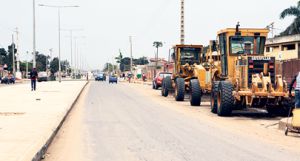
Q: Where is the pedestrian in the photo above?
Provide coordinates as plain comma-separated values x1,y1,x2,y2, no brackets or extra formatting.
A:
29,68,38,91
142,73,146,82
289,72,300,108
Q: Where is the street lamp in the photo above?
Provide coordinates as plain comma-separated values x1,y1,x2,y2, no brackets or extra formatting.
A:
153,41,163,77
73,36,85,78
39,4,79,83
33,0,36,68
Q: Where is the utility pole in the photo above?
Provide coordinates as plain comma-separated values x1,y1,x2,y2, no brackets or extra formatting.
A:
129,36,133,73
39,4,79,82
180,0,185,44
15,28,20,73
33,0,36,68
26,51,29,78
58,8,62,82
12,35,15,75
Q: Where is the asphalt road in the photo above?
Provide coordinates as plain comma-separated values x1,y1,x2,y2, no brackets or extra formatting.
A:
45,81,300,161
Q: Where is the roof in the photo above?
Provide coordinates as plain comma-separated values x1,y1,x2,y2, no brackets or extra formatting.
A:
266,34,300,45
173,44,203,48
217,28,269,35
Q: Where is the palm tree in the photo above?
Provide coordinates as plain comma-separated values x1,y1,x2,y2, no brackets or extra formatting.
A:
280,1,300,35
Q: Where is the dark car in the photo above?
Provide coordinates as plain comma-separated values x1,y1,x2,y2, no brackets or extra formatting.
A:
1,74,15,84
95,73,106,81
109,75,118,84
153,72,172,90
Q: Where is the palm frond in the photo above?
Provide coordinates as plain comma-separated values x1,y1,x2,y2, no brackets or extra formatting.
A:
280,6,300,19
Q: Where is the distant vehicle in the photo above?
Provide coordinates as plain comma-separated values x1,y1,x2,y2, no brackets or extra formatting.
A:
153,72,172,90
37,72,48,82
1,74,15,84
95,73,106,81
109,75,118,84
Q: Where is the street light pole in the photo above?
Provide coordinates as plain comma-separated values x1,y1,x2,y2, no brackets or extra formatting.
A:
33,0,36,68
129,36,133,73
12,35,15,75
39,4,79,82
58,8,61,82
26,51,29,78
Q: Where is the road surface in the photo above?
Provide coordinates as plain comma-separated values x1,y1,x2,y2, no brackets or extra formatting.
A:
44,81,300,161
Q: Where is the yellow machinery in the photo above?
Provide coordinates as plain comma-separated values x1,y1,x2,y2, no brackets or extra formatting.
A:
161,44,206,106
285,109,300,135
210,23,292,116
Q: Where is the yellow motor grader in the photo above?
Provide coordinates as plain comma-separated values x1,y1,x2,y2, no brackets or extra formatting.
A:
161,44,215,106
211,24,292,116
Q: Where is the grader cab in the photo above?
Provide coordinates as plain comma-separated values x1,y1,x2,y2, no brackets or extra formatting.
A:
211,24,292,116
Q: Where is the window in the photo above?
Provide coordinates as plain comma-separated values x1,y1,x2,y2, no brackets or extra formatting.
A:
282,44,296,51
179,47,201,65
219,33,228,76
229,36,266,55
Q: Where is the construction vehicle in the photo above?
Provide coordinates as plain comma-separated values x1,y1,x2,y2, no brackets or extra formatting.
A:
161,45,204,106
210,23,292,116
161,42,222,106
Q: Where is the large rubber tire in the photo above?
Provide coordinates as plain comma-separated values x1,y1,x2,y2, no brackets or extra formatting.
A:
217,81,234,116
175,78,185,101
162,76,172,97
210,81,219,113
155,83,159,90
190,79,202,106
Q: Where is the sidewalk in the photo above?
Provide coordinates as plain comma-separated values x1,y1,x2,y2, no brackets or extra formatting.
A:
0,81,87,161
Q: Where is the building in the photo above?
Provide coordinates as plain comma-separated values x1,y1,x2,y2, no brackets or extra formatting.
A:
265,34,300,60
265,34,300,84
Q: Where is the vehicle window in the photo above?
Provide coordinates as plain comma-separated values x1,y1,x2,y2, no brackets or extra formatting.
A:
180,48,201,65
159,73,172,77
219,33,228,76
230,36,266,55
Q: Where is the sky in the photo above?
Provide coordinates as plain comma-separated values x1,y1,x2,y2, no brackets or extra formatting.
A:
0,0,296,70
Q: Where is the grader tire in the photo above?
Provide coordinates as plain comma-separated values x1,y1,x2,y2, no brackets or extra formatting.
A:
210,81,219,113
161,76,172,97
190,79,202,106
217,81,234,116
175,78,185,101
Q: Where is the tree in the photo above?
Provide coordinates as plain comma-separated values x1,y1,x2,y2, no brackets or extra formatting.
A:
0,48,7,65
50,57,59,74
133,57,149,65
280,1,300,35
103,63,117,73
36,52,48,72
6,44,17,72
61,60,70,72
115,50,123,64
120,57,131,72
49,57,70,74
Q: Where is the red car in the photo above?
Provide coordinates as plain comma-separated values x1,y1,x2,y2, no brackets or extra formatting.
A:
152,72,172,90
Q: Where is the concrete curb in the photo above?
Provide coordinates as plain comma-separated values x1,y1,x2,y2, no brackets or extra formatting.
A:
31,81,89,161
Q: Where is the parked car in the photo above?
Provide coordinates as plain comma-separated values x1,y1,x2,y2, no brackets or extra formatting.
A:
37,72,48,82
109,75,118,84
1,74,15,84
95,73,106,81
153,72,172,90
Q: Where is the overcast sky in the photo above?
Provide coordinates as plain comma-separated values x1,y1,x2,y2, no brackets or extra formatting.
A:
0,0,296,69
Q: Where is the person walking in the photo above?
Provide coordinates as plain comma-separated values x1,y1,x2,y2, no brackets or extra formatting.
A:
289,72,300,108
29,68,38,91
